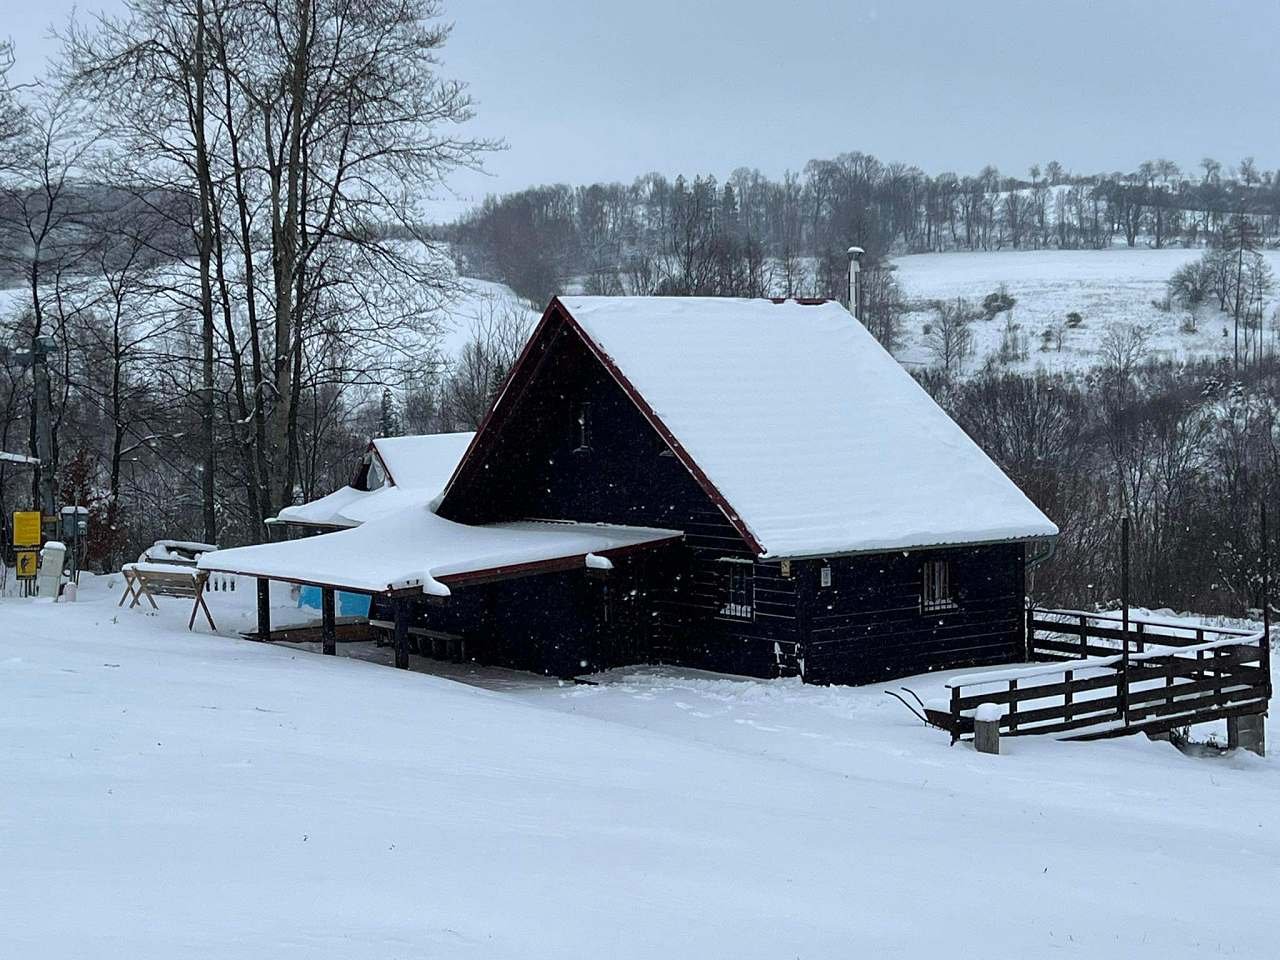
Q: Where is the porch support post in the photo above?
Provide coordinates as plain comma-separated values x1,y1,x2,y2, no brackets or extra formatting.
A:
394,599,410,670
321,588,336,656
256,578,271,641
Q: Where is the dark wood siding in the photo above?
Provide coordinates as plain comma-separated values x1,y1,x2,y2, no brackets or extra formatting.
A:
799,543,1027,685
437,322,800,678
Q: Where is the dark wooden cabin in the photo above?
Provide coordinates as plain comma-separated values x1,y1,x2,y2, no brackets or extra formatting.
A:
205,295,1057,686
420,295,1054,683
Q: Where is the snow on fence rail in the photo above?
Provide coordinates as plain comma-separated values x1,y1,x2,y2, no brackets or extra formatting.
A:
939,608,1271,743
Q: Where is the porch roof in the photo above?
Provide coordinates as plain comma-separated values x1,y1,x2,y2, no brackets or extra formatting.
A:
197,509,682,596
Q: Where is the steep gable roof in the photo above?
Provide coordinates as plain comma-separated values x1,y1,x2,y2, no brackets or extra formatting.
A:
444,296,1057,559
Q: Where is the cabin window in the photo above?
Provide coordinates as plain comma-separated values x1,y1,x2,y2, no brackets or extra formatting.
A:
921,559,956,612
574,402,592,452
717,561,755,621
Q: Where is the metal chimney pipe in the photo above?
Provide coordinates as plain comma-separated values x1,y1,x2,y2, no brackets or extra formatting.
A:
847,246,865,318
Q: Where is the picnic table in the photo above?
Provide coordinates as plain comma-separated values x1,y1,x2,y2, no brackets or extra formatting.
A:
118,561,216,631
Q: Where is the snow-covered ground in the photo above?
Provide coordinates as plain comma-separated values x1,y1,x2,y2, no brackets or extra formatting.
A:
3,575,1277,958
892,247,1280,375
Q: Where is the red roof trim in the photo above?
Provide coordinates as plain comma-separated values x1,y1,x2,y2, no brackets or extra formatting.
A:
553,299,766,556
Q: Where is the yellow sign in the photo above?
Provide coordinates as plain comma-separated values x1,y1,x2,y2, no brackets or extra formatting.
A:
13,511,41,547
15,549,37,579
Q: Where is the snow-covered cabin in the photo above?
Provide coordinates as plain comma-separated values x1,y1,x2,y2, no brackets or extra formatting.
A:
201,295,1057,685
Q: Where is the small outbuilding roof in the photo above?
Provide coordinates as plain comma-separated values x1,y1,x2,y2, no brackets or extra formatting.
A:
199,511,681,596
277,432,473,529
551,296,1057,558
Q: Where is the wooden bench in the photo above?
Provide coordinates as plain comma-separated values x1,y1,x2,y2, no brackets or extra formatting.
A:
118,562,216,631
369,618,465,661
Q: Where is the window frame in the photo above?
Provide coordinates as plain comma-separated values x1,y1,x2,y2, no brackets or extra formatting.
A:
921,558,958,613
716,560,756,622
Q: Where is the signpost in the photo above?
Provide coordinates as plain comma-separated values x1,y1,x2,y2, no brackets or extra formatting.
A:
14,510,41,548
15,550,37,579
13,509,43,595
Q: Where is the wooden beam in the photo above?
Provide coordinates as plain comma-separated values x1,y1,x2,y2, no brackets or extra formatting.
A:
257,578,271,641
321,588,336,656
393,599,409,670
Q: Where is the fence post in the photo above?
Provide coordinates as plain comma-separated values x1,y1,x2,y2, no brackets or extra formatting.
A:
1263,505,1272,700
1120,516,1131,727
975,703,1001,755
1024,604,1034,661
949,685,961,745
1079,614,1088,658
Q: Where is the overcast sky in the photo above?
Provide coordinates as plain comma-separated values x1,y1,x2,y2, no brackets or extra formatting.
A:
8,0,1280,212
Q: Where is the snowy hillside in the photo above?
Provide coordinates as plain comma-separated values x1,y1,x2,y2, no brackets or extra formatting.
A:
3,578,1277,959
892,247,1280,375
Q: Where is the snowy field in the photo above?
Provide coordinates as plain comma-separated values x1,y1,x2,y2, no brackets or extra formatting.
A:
891,247,1280,375
3,575,1277,959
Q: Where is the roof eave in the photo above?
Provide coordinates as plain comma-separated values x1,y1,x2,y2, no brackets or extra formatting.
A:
757,530,1059,563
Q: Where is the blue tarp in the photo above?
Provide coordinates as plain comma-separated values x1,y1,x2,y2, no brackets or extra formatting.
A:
298,585,371,617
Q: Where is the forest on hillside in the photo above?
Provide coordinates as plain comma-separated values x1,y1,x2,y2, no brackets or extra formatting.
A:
450,154,1280,307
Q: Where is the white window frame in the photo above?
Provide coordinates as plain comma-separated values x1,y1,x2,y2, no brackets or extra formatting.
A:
921,559,957,612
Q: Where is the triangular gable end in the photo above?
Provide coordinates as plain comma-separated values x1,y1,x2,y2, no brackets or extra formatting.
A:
436,298,765,555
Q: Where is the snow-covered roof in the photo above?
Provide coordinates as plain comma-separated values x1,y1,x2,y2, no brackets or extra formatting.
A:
369,433,473,489
557,296,1058,558
277,432,473,529
199,511,681,595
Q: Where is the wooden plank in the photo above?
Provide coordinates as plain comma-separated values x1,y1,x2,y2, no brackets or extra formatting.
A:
1125,686,1268,723
1070,699,1269,741
999,694,1122,729
953,670,1121,711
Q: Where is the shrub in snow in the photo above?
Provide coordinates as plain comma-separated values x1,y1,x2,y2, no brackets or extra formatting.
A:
981,287,1016,320
1065,311,1083,328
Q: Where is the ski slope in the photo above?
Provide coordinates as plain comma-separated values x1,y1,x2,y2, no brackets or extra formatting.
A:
2,576,1276,959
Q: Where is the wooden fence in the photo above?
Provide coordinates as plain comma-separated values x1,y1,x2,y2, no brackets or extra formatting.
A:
942,608,1272,742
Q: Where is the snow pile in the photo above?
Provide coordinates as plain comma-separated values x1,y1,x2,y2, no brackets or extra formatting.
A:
560,295,1057,557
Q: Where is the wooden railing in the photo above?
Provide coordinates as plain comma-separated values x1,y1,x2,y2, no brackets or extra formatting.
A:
942,609,1272,742
1026,607,1258,660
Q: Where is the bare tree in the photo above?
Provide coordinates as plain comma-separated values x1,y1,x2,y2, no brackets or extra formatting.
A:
925,297,975,374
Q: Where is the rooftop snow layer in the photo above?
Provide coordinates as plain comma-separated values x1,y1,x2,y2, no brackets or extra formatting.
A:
559,296,1057,557
277,432,473,528
199,511,681,594
369,432,474,489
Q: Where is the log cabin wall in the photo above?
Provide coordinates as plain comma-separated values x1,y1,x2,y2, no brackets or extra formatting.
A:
797,542,1026,685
